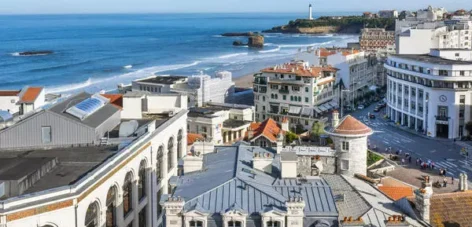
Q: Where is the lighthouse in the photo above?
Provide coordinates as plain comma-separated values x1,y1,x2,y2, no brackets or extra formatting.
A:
308,4,313,20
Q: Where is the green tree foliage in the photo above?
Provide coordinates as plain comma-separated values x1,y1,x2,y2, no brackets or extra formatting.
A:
367,151,383,166
284,17,395,31
285,131,299,144
311,121,325,140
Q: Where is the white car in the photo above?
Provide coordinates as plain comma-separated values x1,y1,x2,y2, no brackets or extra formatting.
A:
358,105,365,110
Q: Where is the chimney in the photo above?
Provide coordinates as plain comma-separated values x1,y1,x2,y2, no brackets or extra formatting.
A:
182,153,203,174
192,141,214,155
248,128,255,140
459,173,468,191
280,152,298,178
414,176,433,224
285,196,305,227
276,132,284,154
161,196,185,227
281,117,289,132
332,110,340,128
253,152,273,174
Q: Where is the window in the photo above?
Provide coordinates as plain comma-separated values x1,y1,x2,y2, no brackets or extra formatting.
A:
139,208,147,227
341,160,349,170
156,146,163,181
228,221,242,227
106,187,117,227
439,70,448,76
460,95,465,104
263,96,266,102
177,129,183,161
342,141,349,151
263,106,266,111
305,87,309,92
283,95,286,100
85,202,99,227
280,74,284,79
267,221,281,227
189,221,203,227
168,137,174,171
293,86,300,92
138,160,146,200
123,172,133,216
41,126,52,143
305,97,309,103
460,71,465,76
460,109,465,119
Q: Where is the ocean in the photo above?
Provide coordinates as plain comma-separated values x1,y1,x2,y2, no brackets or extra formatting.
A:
0,13,359,94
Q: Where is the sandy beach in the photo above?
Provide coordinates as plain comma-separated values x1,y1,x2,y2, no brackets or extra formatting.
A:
233,73,255,88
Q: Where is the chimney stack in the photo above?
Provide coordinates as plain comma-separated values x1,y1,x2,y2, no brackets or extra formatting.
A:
280,152,298,178
276,132,284,154
286,196,305,227
182,153,203,174
414,176,433,224
332,110,340,128
253,152,273,174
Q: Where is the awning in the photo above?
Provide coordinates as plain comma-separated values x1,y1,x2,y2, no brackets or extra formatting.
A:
322,103,331,110
329,101,339,108
301,107,312,117
289,106,302,115
313,106,322,114
318,105,327,112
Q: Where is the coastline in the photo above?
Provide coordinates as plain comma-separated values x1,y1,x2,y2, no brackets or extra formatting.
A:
233,73,255,88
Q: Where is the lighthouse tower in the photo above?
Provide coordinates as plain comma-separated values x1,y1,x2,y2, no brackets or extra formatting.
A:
308,4,313,20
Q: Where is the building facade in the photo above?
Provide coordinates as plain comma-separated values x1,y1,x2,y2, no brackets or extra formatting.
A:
0,92,189,227
385,49,472,139
359,28,395,52
253,61,339,131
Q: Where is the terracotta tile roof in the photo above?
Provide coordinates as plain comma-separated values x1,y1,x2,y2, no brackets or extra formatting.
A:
319,48,337,57
0,90,21,96
20,87,42,103
378,186,414,201
187,133,204,146
342,50,361,56
430,191,472,227
333,115,372,135
261,62,338,78
247,118,283,143
101,94,123,109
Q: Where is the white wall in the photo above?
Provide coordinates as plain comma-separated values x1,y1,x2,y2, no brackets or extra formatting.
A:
0,95,19,114
121,96,143,119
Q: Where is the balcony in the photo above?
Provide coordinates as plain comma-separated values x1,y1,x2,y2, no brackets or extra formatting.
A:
435,116,449,121
279,89,290,94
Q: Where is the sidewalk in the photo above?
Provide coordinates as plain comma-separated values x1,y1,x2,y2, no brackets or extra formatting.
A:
379,116,452,142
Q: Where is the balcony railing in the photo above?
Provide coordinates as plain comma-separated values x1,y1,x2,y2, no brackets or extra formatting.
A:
435,116,449,121
279,89,289,94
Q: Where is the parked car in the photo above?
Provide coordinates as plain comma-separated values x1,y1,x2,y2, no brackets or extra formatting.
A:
373,107,381,112
369,114,376,119
358,105,365,110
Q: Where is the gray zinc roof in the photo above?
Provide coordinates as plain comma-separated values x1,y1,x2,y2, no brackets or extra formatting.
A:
173,144,338,217
48,92,120,128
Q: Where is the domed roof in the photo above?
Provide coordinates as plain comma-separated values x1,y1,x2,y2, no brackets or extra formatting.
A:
332,115,372,136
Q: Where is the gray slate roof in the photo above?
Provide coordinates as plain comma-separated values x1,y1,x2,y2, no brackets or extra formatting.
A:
173,144,338,217
48,92,120,128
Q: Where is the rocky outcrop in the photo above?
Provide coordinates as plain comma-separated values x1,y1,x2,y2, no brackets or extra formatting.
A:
18,50,54,56
248,35,264,48
233,40,247,46
222,32,255,37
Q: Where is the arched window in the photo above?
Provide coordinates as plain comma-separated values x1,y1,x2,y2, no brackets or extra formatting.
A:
267,221,280,227
106,187,117,227
189,220,203,227
177,129,183,159
228,221,242,227
156,146,163,182
168,137,174,171
123,172,133,216
85,202,99,227
138,160,147,199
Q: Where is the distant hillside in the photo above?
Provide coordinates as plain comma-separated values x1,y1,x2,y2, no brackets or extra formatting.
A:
264,16,395,34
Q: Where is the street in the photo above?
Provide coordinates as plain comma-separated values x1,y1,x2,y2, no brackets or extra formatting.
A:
349,103,472,181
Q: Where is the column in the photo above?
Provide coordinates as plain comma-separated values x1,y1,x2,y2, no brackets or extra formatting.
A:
145,168,153,227
132,179,139,227
161,148,168,194
172,141,178,176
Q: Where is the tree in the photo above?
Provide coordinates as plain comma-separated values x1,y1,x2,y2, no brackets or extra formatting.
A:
466,121,472,136
285,131,299,144
311,121,325,141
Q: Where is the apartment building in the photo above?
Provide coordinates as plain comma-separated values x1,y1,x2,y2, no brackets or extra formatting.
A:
253,61,338,131
385,49,472,139
359,28,396,53
121,72,235,107
299,49,378,109
0,86,45,115
0,91,188,227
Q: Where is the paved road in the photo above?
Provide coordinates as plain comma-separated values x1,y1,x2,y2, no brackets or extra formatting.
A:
348,103,472,179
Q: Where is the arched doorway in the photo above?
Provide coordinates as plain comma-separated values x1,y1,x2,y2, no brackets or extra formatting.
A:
138,160,147,200
123,172,134,216
85,202,100,227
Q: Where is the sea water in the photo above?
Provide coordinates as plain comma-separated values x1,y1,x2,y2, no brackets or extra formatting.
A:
0,13,358,94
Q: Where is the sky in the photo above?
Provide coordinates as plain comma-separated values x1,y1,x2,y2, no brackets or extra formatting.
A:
0,0,470,14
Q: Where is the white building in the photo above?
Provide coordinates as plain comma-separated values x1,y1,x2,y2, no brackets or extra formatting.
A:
253,60,339,131
385,49,472,139
187,103,254,145
0,86,45,115
397,20,472,54
378,10,398,19
0,90,188,227
123,72,235,107
299,48,378,109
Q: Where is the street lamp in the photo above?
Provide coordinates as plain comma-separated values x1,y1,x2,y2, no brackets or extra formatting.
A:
341,90,350,118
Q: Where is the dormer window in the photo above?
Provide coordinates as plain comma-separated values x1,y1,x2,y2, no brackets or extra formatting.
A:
189,220,204,227
228,221,242,227
267,221,281,227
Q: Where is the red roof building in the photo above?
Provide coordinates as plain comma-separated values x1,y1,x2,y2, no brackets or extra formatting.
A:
19,87,43,104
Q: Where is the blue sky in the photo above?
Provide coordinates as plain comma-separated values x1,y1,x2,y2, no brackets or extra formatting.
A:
0,0,470,14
